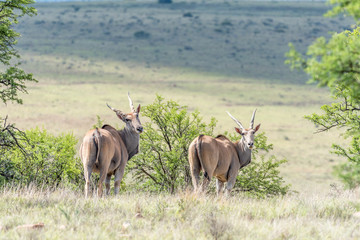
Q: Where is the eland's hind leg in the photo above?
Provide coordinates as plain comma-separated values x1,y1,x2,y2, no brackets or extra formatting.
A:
97,166,109,198
105,174,112,195
188,142,201,193
84,165,92,198
201,174,211,193
80,140,97,198
191,166,201,193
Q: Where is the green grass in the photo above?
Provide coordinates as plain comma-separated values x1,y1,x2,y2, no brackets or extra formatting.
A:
1,185,360,239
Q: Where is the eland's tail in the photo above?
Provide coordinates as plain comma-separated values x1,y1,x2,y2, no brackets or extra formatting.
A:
195,135,210,181
93,128,101,165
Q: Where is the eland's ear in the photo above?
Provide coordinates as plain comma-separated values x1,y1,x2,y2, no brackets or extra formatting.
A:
137,104,141,113
254,124,261,132
235,127,243,135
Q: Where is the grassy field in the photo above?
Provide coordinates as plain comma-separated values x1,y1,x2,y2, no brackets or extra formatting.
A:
0,1,357,234
1,1,359,238
1,186,360,239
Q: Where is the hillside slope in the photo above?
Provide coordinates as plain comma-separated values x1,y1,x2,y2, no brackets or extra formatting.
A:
17,1,353,83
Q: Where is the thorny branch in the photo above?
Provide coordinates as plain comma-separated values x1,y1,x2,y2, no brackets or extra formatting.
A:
0,115,28,155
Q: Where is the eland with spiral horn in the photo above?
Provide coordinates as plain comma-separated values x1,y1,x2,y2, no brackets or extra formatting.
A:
80,93,143,197
188,109,260,196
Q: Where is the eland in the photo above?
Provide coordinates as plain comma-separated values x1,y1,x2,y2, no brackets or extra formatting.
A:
188,109,260,196
80,93,143,197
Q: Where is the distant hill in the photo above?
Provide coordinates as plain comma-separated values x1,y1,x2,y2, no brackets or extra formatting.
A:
19,1,351,84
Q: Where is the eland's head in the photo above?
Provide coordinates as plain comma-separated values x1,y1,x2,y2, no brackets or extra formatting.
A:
107,92,143,134
226,109,260,150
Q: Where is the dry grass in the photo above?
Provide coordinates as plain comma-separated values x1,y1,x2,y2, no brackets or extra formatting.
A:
1,185,360,239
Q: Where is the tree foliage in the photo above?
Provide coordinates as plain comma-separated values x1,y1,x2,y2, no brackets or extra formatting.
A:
325,0,360,21
0,0,37,104
129,95,289,197
286,1,360,187
286,28,360,101
287,28,360,135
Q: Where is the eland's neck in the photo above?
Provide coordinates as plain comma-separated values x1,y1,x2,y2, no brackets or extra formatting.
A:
236,139,252,168
119,127,140,160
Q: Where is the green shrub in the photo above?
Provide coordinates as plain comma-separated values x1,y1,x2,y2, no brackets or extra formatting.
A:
129,95,217,193
0,127,83,189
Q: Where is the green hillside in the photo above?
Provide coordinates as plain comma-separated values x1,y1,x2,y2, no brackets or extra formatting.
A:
17,1,353,83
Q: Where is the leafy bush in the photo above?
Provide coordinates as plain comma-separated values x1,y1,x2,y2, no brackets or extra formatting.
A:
129,95,290,197
0,128,83,189
128,95,217,193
